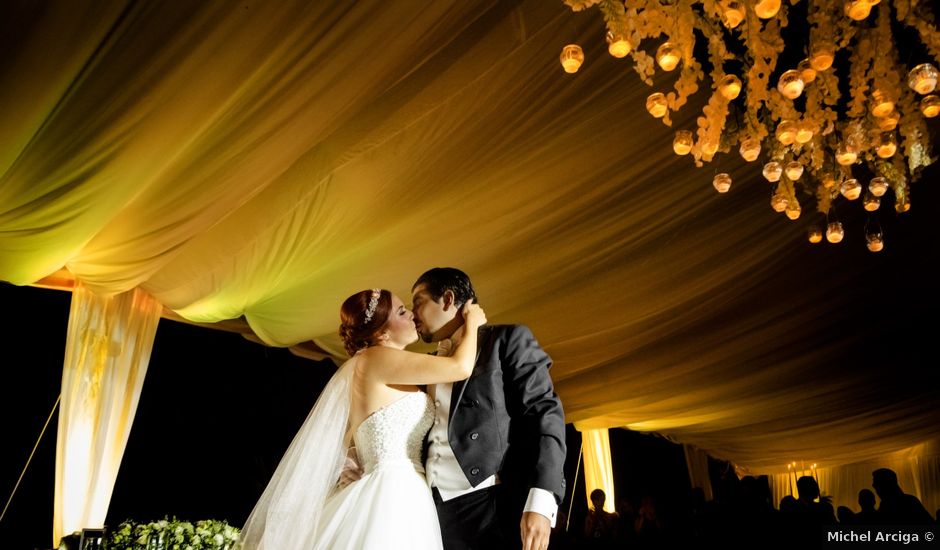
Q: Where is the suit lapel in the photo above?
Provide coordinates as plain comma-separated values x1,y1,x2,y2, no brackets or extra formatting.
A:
448,326,487,420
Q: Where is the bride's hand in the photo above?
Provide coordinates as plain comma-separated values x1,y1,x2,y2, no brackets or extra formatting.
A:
462,299,487,328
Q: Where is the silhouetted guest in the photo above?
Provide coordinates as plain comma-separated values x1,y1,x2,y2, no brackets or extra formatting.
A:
871,468,934,524
616,497,638,546
837,505,856,524
855,488,879,525
796,476,836,524
634,495,665,549
583,489,619,549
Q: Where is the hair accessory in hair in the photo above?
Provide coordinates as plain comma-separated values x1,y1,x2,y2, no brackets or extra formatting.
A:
363,288,381,324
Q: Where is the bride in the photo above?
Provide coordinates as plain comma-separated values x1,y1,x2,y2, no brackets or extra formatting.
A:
238,288,486,549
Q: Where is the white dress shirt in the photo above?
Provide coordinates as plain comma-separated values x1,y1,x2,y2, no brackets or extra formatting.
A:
425,334,558,526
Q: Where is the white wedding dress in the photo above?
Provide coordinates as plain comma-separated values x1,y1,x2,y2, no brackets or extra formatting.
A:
313,390,443,549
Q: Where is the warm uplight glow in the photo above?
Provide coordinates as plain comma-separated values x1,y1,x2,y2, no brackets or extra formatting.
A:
560,44,584,73
771,193,789,212
581,428,616,513
867,232,885,252
863,194,881,212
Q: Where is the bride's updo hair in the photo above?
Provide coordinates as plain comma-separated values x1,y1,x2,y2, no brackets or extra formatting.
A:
339,289,392,356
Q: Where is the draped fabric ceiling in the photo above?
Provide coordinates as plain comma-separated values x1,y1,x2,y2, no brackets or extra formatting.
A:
2,0,938,477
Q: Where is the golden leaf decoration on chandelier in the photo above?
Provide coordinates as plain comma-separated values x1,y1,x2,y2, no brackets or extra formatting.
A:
561,0,940,252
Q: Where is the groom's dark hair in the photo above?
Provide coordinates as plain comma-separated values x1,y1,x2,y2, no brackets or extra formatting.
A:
413,267,477,307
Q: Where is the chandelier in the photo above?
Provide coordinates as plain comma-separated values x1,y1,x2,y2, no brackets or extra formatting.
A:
560,0,939,252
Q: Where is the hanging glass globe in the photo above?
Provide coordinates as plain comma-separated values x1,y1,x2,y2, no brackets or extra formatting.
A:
776,120,797,145
785,201,801,220
560,45,584,73
863,193,881,212
826,221,845,243
808,226,824,243
719,74,742,100
656,42,681,71
794,120,814,144
908,63,939,95
840,178,862,200
920,95,940,118
606,31,632,58
785,161,804,180
673,130,693,155
762,161,783,182
844,0,871,21
754,0,781,19
646,93,668,118
739,137,761,161
895,195,911,213
869,176,888,197
866,231,884,252
875,133,897,158
810,41,836,71
877,110,900,132
771,192,789,212
836,143,858,165
713,173,732,193
798,59,817,84
870,89,895,118
722,1,746,29
778,70,805,100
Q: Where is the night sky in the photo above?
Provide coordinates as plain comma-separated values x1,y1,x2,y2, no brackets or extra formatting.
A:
0,283,693,549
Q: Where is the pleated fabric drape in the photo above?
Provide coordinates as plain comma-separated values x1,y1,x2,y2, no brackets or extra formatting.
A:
53,283,161,545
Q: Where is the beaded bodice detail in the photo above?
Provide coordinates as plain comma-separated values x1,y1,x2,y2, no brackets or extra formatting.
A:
354,392,434,472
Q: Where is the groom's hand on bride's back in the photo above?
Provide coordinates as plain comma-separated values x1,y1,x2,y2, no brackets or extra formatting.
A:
338,449,363,488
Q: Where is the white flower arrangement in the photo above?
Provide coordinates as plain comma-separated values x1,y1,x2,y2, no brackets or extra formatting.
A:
108,518,239,550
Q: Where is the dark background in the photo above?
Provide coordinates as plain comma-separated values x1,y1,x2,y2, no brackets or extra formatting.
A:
0,283,694,549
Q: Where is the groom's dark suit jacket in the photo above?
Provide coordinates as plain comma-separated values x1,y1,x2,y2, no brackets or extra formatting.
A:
429,324,567,507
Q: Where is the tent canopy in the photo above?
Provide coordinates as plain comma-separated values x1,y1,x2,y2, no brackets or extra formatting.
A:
2,0,938,475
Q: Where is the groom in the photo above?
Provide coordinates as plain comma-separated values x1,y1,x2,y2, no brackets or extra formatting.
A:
411,268,566,550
